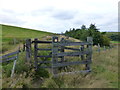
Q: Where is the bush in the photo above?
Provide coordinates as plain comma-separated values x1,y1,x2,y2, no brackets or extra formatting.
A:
33,68,49,79
101,35,111,46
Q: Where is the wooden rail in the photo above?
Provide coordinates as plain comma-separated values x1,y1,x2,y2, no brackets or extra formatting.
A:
26,36,93,76
0,49,20,77
0,50,20,63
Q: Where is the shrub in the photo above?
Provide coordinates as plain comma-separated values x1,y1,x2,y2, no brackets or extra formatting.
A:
33,68,49,79
101,35,111,46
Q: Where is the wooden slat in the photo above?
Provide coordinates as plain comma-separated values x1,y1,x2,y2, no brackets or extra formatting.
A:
37,48,52,51
57,51,89,57
37,48,61,51
37,55,51,58
54,70,91,77
38,61,52,63
53,60,91,67
32,41,52,43
38,61,62,64
34,38,38,70
38,66,52,68
64,47,80,51
54,42,91,46
0,56,18,63
52,36,59,75
0,50,19,59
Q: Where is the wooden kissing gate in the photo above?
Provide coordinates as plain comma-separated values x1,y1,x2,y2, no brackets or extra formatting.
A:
25,36,93,77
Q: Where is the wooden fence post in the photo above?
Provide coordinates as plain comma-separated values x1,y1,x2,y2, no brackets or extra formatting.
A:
34,38,38,70
26,39,31,63
98,43,100,53
60,38,65,62
52,36,58,76
11,48,20,77
86,37,93,70
104,46,106,51
13,38,16,45
80,45,84,61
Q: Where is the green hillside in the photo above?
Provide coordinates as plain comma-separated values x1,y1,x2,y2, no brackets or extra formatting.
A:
1,24,53,43
1,24,54,53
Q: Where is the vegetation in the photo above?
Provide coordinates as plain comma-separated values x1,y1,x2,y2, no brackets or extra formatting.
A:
1,24,119,88
1,24,54,53
65,24,111,46
2,43,119,88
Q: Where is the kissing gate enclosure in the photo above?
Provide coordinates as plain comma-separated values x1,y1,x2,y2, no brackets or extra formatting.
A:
25,36,93,76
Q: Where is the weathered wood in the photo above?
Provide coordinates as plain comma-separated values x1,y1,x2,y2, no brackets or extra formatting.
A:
13,38,16,45
37,48,52,51
2,56,18,62
80,45,84,60
85,37,93,70
57,51,89,57
52,36,59,75
39,66,52,68
26,39,31,63
11,60,17,77
60,38,65,62
98,43,100,53
54,42,91,47
0,50,19,59
39,61,52,63
37,55,51,58
32,41,52,43
34,38,38,70
37,48,61,51
53,60,91,67
23,44,26,51
104,46,106,51
38,60,62,64
64,47,80,51
0,56,18,63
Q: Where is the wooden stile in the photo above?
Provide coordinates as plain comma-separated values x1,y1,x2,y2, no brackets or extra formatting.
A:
26,39,31,63
60,38,65,62
52,36,59,75
34,38,38,70
85,37,93,70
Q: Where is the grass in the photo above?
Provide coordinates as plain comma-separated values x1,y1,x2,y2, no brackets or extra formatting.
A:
1,25,119,88
110,41,120,44
1,24,54,53
2,44,119,88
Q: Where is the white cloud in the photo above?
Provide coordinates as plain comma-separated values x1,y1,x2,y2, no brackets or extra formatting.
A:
0,0,119,33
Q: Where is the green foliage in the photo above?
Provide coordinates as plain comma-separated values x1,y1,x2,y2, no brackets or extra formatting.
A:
65,24,110,46
101,35,111,46
2,62,13,77
33,68,49,79
109,34,120,41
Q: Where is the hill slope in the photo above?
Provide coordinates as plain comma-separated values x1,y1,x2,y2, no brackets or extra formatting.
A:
1,24,53,43
1,24,54,53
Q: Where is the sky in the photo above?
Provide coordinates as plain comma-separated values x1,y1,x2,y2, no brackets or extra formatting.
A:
0,0,119,33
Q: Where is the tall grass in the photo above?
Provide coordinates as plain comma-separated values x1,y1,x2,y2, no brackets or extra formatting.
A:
2,44,119,88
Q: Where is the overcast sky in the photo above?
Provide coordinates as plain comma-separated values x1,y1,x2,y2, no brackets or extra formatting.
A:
0,0,119,33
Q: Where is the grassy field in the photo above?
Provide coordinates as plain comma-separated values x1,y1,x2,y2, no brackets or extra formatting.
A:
2,43,119,88
1,24,54,54
110,41,120,44
105,32,119,36
1,25,119,88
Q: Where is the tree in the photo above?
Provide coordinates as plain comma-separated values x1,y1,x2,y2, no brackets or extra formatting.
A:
81,25,86,30
64,24,110,46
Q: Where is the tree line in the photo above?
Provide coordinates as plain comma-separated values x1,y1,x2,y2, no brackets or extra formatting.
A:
64,24,111,46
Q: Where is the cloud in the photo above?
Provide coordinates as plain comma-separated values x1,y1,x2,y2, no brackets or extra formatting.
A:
0,0,119,33
52,10,76,20
0,15,25,25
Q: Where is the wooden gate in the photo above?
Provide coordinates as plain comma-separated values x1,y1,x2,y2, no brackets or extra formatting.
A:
26,36,93,76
